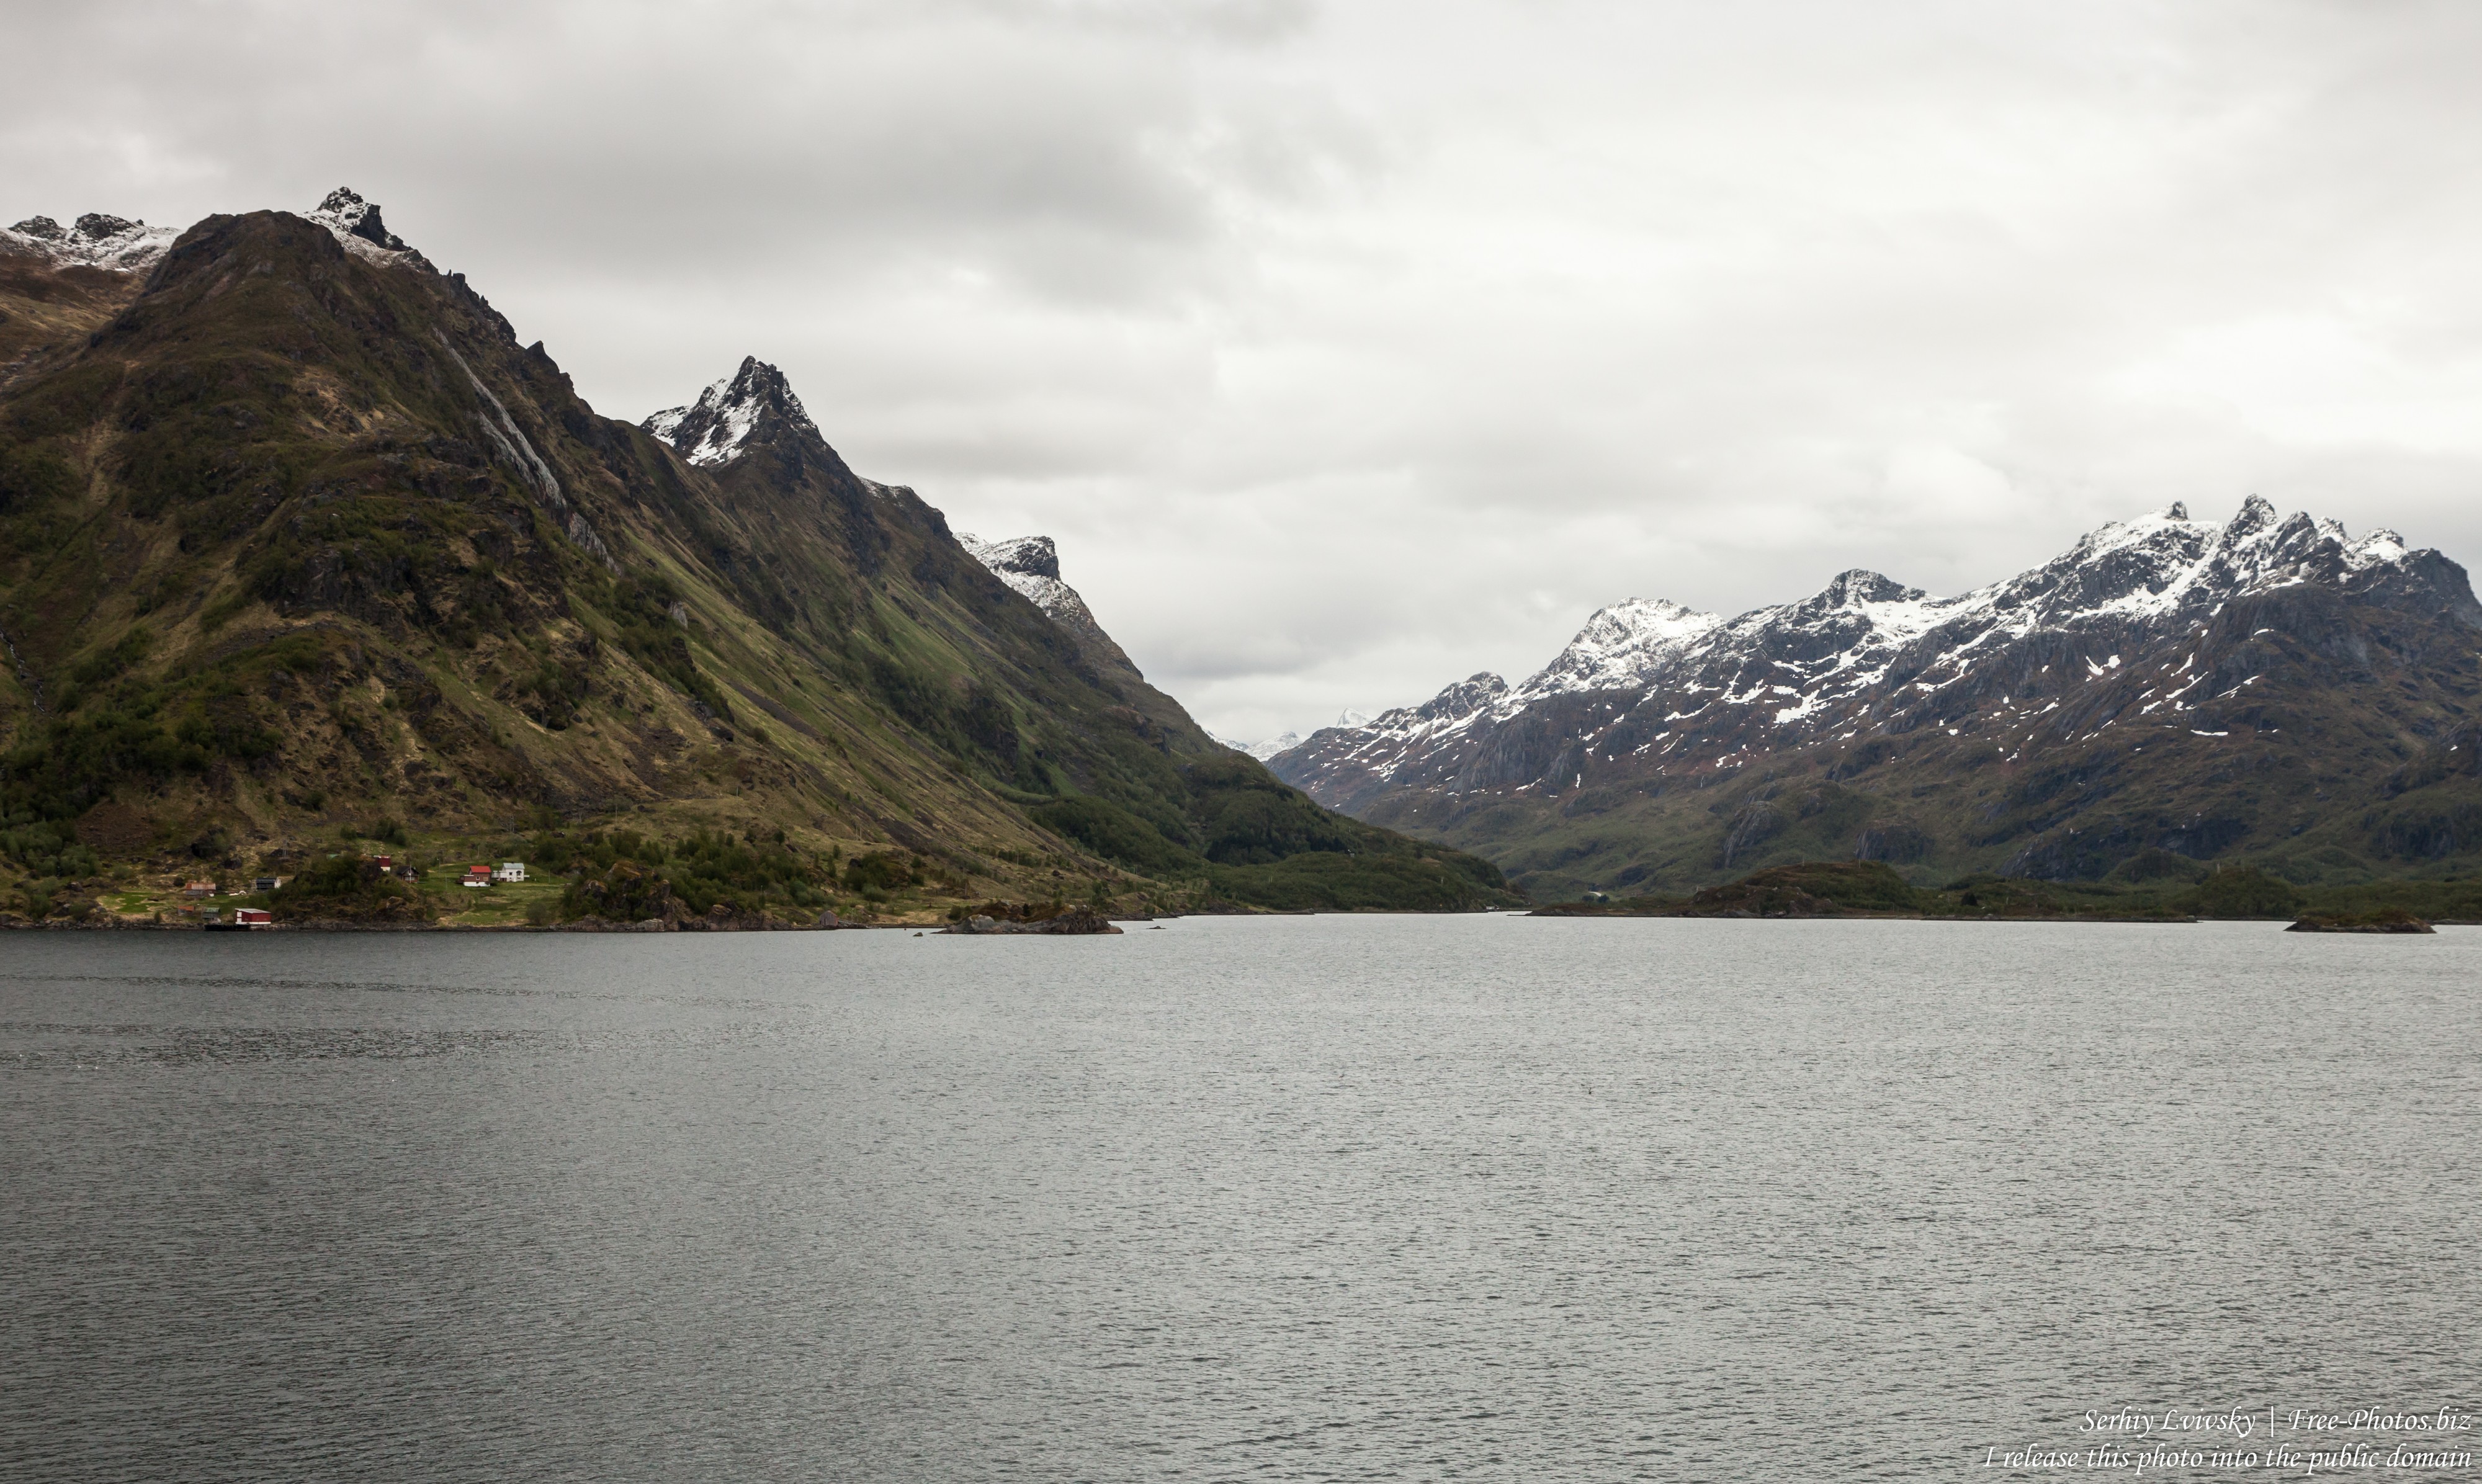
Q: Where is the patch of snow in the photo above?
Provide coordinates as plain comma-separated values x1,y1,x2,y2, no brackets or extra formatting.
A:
642,357,820,468
1244,731,1302,761
957,532,1080,620
302,187,432,269
1,211,177,272
2350,529,2409,567
1513,597,1723,705
1274,492,2445,800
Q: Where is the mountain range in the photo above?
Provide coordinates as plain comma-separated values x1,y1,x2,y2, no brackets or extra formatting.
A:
0,189,1513,922
1218,711,1371,762
1267,500,2482,898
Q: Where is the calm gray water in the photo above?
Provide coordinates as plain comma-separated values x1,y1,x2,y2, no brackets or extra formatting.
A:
2,916,2475,1481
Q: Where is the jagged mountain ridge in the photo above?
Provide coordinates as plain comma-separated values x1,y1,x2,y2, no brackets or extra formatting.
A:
1,213,179,274
1270,499,2482,895
1,187,438,390
1242,731,1301,762
1225,712,1369,762
0,189,1514,916
644,357,821,469
2,188,417,280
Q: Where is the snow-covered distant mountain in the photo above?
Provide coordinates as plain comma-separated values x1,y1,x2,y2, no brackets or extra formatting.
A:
1,212,178,273
1244,731,1301,761
2,187,432,280
1267,498,2482,893
1209,730,1302,760
1216,713,1367,761
1523,598,1723,698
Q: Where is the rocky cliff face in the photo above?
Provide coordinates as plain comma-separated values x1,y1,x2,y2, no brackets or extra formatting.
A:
1270,501,2482,896
643,356,820,468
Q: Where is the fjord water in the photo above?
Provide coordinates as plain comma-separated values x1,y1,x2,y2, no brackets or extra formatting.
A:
2,919,2474,1481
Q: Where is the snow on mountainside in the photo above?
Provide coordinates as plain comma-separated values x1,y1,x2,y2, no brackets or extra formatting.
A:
1526,597,1724,699
1268,496,2482,889
2,188,431,277
1218,713,1372,759
956,529,1149,681
957,534,1078,620
643,357,821,468
303,187,433,269
1299,498,2442,771
634,357,1144,675
1210,730,1300,759
1,212,179,272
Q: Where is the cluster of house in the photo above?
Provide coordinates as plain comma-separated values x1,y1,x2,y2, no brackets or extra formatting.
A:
176,874,280,929
173,859,530,928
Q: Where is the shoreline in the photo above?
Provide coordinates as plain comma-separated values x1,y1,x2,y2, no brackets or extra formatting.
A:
15,911,2477,931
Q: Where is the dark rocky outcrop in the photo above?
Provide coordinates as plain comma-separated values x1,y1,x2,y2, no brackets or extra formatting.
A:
2287,909,2434,934
943,907,1122,935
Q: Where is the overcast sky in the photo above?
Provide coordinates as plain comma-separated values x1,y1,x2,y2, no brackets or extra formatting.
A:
9,0,2482,741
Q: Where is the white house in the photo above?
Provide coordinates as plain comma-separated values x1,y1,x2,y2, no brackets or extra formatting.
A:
493,862,527,883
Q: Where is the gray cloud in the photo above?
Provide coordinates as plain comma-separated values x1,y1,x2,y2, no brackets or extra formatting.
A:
8,0,2481,745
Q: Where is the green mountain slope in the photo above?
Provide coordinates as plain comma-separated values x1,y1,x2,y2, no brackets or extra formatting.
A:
0,202,1515,923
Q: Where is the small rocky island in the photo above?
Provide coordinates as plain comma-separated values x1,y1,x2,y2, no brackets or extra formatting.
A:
2286,908,2435,934
942,907,1122,936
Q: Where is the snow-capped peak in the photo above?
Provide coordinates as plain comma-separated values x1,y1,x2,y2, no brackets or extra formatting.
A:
643,357,820,468
4,190,434,274
1245,731,1302,761
1,211,177,272
961,534,1060,583
957,530,1098,632
303,188,431,269
1416,674,1509,722
1518,596,1724,700
1273,494,2451,800
2350,527,2409,567
310,188,407,250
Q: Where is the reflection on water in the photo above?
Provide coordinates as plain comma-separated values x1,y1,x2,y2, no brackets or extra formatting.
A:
2,918,2475,1480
